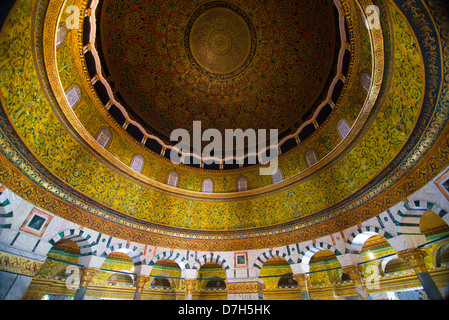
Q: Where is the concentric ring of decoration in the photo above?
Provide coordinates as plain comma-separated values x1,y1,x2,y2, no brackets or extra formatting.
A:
184,1,257,79
68,0,373,201
22,0,394,227
2,0,448,251
90,0,347,169
9,0,449,251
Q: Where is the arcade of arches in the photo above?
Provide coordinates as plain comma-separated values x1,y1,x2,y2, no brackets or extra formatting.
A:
1,0,449,300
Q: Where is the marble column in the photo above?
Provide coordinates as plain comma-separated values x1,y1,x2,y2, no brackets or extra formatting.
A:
292,273,310,300
133,275,150,300
342,265,369,300
184,278,196,300
397,248,443,300
73,267,98,300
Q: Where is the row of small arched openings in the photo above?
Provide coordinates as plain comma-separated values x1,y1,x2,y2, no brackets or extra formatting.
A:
43,201,449,280
44,222,449,295
59,14,371,192
88,116,353,193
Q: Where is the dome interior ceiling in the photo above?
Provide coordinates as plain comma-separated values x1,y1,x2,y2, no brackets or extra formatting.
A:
95,0,342,163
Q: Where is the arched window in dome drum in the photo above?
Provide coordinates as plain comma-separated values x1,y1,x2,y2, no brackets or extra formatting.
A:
65,85,81,108
166,171,179,188
360,72,372,94
237,176,248,192
271,167,283,184
202,178,213,193
305,149,318,168
56,24,67,48
96,128,112,148
337,118,351,139
130,154,144,173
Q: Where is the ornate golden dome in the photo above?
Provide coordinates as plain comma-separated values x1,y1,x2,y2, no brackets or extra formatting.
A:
1,0,448,252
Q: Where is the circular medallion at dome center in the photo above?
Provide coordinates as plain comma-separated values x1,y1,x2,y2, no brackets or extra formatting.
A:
185,2,256,79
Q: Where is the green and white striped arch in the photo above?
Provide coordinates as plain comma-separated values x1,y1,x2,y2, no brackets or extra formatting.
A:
48,229,99,257
101,242,144,265
0,189,13,230
298,242,342,265
345,225,393,253
191,253,230,271
387,200,449,237
147,251,188,270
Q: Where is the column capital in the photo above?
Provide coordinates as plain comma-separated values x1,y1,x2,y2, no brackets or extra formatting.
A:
184,278,197,295
79,267,99,287
342,265,369,300
134,275,151,293
397,248,442,300
397,248,428,273
342,265,363,285
292,273,309,292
